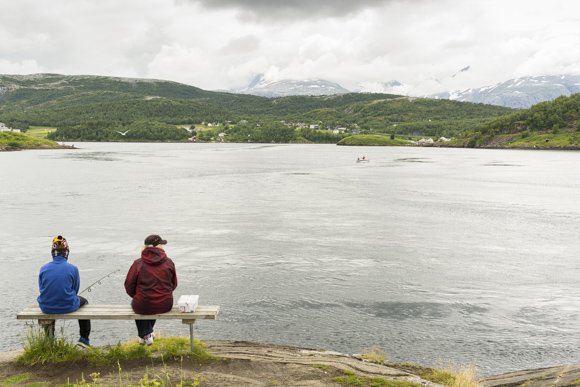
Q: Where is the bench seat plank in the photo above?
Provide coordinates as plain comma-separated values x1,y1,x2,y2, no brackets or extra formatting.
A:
17,304,220,321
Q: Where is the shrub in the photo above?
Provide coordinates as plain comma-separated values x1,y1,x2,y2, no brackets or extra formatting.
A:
421,360,481,387
361,346,388,362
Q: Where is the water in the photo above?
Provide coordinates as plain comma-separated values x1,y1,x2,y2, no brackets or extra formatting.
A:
2,143,580,375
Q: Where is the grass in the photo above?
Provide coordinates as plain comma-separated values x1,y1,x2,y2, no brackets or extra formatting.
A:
0,376,50,387
58,361,207,387
0,131,59,147
15,327,482,387
361,346,388,363
420,360,481,387
26,126,57,138
507,130,580,148
15,326,214,386
332,359,481,387
0,373,33,386
17,325,216,367
520,375,547,387
338,134,413,146
448,128,580,149
333,369,422,387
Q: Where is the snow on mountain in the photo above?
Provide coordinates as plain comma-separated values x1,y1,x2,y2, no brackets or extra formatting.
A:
358,73,580,109
234,75,350,97
428,75,580,109
233,72,580,109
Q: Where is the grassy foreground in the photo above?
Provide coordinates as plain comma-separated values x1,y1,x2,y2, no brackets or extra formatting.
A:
4,327,483,387
9,327,215,387
17,327,214,367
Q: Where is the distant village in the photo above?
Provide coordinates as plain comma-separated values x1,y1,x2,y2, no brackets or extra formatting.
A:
280,121,360,134
181,119,364,142
0,122,20,132
203,120,361,134
186,120,448,144
3,119,449,145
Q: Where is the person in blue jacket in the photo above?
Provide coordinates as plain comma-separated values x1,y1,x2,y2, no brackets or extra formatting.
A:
37,236,91,347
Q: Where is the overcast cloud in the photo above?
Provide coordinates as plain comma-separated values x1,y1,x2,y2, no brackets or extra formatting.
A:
1,0,579,93
192,0,395,21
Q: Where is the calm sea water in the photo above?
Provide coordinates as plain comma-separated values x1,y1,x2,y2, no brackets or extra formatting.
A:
2,143,580,375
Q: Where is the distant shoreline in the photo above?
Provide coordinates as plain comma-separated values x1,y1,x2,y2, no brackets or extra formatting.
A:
3,141,579,151
0,144,75,151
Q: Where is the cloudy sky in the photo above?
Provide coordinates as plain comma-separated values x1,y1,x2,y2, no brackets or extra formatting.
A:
1,0,579,93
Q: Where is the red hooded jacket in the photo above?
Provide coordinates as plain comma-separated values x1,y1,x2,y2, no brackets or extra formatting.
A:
125,247,177,314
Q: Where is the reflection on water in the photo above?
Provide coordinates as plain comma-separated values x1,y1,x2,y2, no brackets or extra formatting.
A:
49,151,121,161
346,301,449,319
1,143,580,376
393,157,431,163
483,162,523,167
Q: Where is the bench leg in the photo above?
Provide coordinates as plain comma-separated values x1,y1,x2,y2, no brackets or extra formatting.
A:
39,319,55,339
189,324,194,351
182,320,196,352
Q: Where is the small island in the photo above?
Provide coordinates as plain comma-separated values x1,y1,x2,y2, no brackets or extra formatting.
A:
337,134,413,146
0,131,72,151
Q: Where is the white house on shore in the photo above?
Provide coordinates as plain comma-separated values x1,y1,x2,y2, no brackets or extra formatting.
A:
0,122,20,132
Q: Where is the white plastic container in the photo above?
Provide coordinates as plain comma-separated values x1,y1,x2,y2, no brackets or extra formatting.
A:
178,295,199,313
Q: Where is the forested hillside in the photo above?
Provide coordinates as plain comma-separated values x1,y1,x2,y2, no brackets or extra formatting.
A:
448,93,580,148
0,99,233,127
48,120,193,142
289,97,514,138
0,74,399,116
0,73,517,143
0,74,217,109
476,93,580,132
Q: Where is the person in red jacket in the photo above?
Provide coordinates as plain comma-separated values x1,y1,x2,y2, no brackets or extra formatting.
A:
124,234,177,345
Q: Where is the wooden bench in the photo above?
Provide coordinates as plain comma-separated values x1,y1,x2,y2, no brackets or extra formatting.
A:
17,304,220,351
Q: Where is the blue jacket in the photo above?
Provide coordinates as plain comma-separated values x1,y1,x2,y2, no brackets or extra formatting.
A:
37,256,81,314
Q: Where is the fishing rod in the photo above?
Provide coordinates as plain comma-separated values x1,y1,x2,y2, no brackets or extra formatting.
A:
79,268,120,295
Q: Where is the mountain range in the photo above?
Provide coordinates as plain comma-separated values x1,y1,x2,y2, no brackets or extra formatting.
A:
235,74,580,109
0,73,514,141
233,75,350,97
429,75,580,109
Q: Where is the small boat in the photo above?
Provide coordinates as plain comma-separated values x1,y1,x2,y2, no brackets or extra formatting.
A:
357,158,369,163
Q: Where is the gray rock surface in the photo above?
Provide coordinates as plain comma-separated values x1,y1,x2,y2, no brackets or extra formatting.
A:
481,363,580,387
